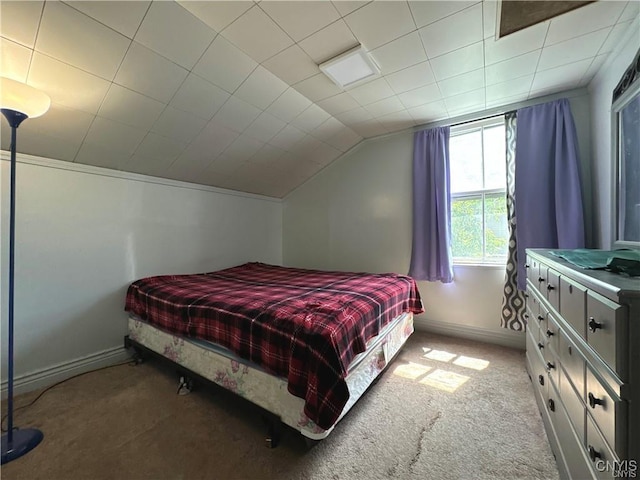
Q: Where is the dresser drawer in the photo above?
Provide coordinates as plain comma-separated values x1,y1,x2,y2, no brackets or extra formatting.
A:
559,329,585,401
543,312,559,354
586,367,625,457
586,415,619,480
586,291,627,380
546,268,561,313
527,329,548,401
526,256,542,289
560,275,587,339
560,367,586,443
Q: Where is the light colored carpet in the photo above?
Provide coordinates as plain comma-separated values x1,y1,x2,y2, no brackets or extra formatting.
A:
1,332,559,480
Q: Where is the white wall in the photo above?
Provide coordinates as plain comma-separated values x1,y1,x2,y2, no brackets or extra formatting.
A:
588,17,640,248
1,153,282,390
283,90,592,349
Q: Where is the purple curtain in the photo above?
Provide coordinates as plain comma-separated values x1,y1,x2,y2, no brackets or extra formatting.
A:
515,99,585,290
409,126,453,283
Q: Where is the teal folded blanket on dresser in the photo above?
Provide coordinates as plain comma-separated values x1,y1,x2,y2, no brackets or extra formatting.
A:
550,249,640,275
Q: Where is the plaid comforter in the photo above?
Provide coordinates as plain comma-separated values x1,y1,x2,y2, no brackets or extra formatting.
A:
125,262,423,429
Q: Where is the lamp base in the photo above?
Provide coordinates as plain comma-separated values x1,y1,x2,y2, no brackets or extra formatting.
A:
1,428,44,465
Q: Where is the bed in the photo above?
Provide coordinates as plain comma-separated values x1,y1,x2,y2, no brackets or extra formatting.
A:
124,262,423,443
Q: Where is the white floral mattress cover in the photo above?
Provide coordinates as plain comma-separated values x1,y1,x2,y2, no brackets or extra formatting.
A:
128,312,413,440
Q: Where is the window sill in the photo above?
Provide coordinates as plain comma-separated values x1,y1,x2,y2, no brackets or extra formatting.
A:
453,262,506,269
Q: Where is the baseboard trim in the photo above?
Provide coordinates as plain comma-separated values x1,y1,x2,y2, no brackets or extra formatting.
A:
414,317,525,350
1,346,131,397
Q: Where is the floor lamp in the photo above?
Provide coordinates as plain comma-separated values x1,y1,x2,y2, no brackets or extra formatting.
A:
1,77,50,464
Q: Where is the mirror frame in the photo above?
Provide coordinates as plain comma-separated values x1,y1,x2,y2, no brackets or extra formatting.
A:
611,48,640,251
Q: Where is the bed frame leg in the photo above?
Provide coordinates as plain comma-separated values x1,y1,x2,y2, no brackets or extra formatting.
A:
262,414,282,448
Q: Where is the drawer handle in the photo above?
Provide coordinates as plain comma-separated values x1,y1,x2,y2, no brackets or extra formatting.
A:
524,313,529,320
588,445,602,462
548,398,555,412
538,276,545,283
547,284,555,291
546,361,555,371
546,329,554,338
537,315,544,322
537,342,544,350
588,392,604,409
588,317,603,333
538,375,545,386
525,264,530,269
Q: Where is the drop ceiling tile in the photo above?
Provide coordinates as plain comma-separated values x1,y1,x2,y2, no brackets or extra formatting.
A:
292,104,332,132
83,116,147,154
343,1,416,50
249,144,287,167
599,21,634,55
581,54,607,86
0,123,81,162
350,119,389,138
36,1,130,80
316,93,362,115
134,1,216,70
386,61,436,94
234,66,288,110
170,74,230,120
334,107,374,124
375,109,415,133
398,83,442,108
485,75,533,103
114,42,189,103
28,52,110,115
269,124,307,150
305,140,342,166
221,5,294,63
98,84,165,130
163,161,209,185
311,117,345,142
538,28,610,71
486,93,528,109
484,50,541,86
193,35,258,94
484,21,549,65
74,142,130,170
212,96,262,133
126,152,176,178
325,127,362,151
419,4,483,58
293,73,343,102
365,96,405,117
444,88,486,114
134,132,185,163
26,102,94,145
182,120,240,163
438,68,485,98
267,87,312,122
207,154,246,177
331,1,370,17
151,106,208,145
531,58,593,95
620,0,640,22
177,1,253,32
408,100,448,124
262,45,320,85
1,38,32,82
370,31,427,75
347,78,395,106
244,112,287,142
259,1,340,42
222,134,265,161
409,1,478,28
545,1,626,46
298,19,358,64
0,1,43,48
430,41,484,80
65,1,150,38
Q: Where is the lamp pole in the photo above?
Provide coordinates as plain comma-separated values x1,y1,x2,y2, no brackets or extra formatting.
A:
1,77,50,464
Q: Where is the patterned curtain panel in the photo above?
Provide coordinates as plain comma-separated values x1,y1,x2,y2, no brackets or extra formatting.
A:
501,112,527,331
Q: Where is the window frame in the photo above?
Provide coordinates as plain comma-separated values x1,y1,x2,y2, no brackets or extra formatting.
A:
449,116,507,266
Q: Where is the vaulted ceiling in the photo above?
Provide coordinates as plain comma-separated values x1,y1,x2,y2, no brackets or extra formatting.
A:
1,1,637,198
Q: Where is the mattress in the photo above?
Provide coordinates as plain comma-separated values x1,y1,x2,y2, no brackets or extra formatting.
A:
128,311,414,440
125,262,423,429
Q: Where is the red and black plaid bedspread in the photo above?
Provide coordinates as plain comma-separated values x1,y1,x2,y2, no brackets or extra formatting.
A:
125,262,423,429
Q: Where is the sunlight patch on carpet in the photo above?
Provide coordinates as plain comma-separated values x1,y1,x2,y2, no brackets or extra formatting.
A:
419,369,470,393
452,355,490,371
393,362,433,380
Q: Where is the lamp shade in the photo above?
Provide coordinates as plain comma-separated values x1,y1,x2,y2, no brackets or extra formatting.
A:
1,77,50,119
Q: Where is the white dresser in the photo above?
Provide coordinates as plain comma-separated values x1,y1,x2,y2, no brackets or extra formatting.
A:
525,249,639,479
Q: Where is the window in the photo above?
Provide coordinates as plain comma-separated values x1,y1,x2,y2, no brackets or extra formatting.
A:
449,117,508,264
